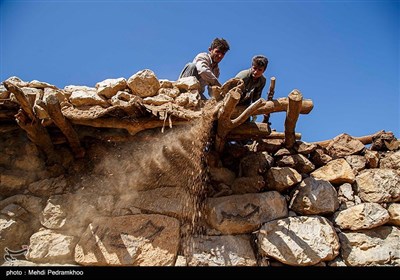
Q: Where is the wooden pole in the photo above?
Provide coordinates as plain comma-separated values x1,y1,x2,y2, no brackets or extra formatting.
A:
233,97,313,118
215,88,241,153
227,121,301,140
3,81,56,162
3,81,35,120
263,76,276,124
284,89,303,149
311,130,385,147
70,117,189,135
43,94,85,158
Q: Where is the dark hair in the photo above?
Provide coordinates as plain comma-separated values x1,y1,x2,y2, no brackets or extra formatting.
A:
210,38,230,53
252,55,268,70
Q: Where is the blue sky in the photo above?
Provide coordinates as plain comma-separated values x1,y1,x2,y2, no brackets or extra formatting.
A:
1,0,398,142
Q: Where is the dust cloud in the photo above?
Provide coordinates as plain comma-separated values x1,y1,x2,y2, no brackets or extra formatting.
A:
81,99,219,232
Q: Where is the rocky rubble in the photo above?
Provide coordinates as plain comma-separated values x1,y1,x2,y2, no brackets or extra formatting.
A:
0,73,399,267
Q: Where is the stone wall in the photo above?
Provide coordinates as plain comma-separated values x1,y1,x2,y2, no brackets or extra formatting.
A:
1,127,399,267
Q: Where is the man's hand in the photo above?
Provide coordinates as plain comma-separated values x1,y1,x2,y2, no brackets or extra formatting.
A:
243,88,255,101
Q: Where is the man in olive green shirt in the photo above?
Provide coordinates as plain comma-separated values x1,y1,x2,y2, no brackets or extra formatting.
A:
235,55,268,107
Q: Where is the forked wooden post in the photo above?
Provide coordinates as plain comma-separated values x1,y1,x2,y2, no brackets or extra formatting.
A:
263,76,276,123
3,81,57,162
215,88,241,153
284,89,303,149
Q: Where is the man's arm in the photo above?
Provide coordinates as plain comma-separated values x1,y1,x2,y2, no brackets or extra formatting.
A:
252,77,266,102
194,53,221,87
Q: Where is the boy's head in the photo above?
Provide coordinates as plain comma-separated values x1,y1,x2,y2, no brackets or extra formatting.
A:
252,55,268,70
251,55,268,78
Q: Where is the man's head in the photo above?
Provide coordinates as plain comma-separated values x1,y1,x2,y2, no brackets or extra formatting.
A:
251,55,268,79
209,38,230,64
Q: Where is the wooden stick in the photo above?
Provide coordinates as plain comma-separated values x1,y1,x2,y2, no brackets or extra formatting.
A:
70,117,189,135
3,81,56,162
215,85,312,153
263,76,276,123
215,88,241,153
3,81,36,120
311,130,385,147
267,77,276,100
43,95,85,158
227,125,301,140
226,121,271,139
15,109,57,162
265,131,301,140
233,97,313,118
284,89,303,148
231,98,264,127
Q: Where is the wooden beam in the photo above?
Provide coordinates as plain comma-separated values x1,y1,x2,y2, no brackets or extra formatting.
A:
233,98,313,118
70,117,189,136
3,81,56,162
262,76,276,124
3,81,35,120
311,130,385,147
228,122,271,137
265,131,301,140
284,89,303,149
43,94,85,158
214,81,312,153
227,121,301,140
214,88,241,153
